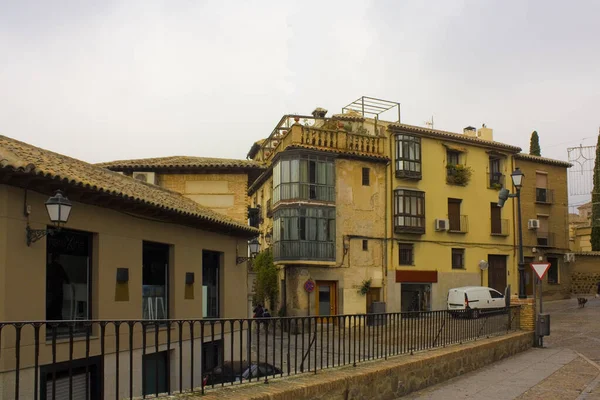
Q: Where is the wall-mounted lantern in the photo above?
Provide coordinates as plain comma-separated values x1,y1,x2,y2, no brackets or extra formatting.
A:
264,232,272,246
26,190,72,246
236,238,260,265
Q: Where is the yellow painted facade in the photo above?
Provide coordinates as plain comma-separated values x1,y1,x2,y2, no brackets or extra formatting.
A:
248,107,571,315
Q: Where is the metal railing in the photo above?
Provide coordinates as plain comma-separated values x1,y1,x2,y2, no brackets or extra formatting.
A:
272,240,335,261
0,307,520,399
536,231,555,247
491,218,509,236
487,172,505,189
448,215,469,233
535,188,554,204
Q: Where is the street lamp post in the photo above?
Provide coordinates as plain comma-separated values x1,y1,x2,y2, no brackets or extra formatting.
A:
498,168,526,299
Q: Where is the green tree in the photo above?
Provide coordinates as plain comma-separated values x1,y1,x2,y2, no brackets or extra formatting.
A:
253,249,279,310
591,133,600,250
529,131,541,156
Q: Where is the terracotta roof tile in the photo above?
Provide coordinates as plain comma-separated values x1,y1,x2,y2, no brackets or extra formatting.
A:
0,136,258,235
514,153,572,167
97,156,264,171
388,123,522,152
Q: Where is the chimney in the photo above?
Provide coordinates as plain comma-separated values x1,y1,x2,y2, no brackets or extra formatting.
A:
477,124,493,141
463,126,477,137
312,107,328,118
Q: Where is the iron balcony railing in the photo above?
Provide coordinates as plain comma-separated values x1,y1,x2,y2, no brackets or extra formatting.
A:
491,218,510,236
536,231,555,247
535,188,554,204
487,172,505,190
0,307,520,399
448,215,469,233
272,240,335,261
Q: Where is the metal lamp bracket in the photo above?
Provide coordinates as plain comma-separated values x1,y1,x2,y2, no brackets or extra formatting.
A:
26,225,57,246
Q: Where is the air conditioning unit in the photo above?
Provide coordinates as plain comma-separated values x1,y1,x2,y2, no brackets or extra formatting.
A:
132,171,157,185
563,253,575,263
527,219,540,230
435,219,449,231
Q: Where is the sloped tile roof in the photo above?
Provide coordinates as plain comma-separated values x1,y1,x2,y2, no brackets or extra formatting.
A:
514,153,572,167
0,136,258,235
97,156,264,171
388,123,522,152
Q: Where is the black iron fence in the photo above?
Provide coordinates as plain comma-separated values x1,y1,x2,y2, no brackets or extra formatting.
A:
0,306,520,399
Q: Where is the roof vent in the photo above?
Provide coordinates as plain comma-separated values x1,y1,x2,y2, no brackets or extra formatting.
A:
312,107,328,118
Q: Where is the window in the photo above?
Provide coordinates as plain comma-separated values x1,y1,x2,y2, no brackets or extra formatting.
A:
451,249,465,269
535,173,551,203
272,154,335,203
46,229,92,330
41,356,101,400
202,340,223,373
393,189,425,234
447,150,460,166
547,257,559,284
399,243,414,265
203,251,222,318
362,240,368,251
489,290,504,299
248,206,261,228
143,242,170,320
395,134,422,179
362,167,370,186
489,157,503,187
143,351,169,397
272,206,336,261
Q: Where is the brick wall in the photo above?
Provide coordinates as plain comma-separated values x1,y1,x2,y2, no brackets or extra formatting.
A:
571,254,600,295
158,173,249,223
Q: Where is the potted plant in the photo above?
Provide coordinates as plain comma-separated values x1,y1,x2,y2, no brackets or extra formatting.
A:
446,164,473,186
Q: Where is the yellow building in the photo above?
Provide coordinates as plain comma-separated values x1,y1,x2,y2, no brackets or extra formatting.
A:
246,97,573,314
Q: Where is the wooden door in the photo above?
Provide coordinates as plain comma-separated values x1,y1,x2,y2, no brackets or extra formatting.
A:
366,287,381,313
488,255,507,293
448,199,461,231
490,203,502,234
316,281,337,320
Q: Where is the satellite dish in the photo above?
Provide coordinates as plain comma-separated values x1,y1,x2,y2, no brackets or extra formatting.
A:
479,260,489,270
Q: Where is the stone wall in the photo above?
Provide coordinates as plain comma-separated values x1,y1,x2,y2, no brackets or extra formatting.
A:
571,254,600,295
158,173,249,223
193,331,533,400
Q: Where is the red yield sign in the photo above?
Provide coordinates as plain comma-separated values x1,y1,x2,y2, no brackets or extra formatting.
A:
531,262,551,280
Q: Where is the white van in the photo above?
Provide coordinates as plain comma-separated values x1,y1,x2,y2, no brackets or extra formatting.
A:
447,286,506,318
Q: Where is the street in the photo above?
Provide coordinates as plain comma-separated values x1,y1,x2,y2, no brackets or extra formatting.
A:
401,298,600,399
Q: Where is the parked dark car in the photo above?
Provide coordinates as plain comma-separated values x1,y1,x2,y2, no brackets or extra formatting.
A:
202,361,282,387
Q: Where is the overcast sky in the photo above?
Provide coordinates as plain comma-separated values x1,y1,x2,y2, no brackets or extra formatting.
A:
1,0,599,171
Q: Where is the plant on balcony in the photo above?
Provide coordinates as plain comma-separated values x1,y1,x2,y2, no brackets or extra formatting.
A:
490,182,503,190
356,279,372,296
253,249,279,310
446,164,473,186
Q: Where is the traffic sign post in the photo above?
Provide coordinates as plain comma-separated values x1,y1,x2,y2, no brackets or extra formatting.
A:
531,263,551,347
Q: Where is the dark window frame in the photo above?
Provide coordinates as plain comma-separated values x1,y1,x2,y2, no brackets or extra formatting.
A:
399,243,414,266
142,241,171,320
272,206,336,261
362,167,370,186
451,248,465,269
446,150,460,166
40,355,102,400
395,134,422,179
272,153,336,204
393,189,426,234
203,250,222,318
362,240,368,251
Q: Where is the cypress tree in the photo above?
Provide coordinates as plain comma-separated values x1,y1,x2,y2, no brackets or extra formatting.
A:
529,131,541,156
591,132,600,250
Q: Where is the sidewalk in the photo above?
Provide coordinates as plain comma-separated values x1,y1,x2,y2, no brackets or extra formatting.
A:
403,347,600,400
